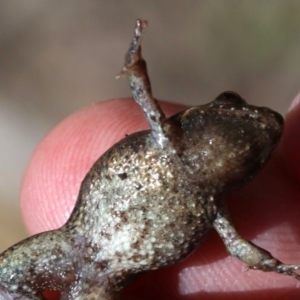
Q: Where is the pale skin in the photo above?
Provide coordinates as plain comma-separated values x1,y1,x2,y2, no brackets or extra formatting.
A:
19,91,300,300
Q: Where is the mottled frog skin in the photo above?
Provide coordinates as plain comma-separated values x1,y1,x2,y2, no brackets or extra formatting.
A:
0,19,299,300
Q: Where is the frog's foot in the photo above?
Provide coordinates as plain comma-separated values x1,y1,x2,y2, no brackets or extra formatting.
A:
214,213,300,280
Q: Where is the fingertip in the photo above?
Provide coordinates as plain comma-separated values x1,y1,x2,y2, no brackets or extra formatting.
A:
20,98,184,234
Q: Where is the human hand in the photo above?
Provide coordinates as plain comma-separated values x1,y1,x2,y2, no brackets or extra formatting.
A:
20,94,300,300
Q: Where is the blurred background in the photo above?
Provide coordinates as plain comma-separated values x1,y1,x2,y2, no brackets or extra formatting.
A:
0,1,299,252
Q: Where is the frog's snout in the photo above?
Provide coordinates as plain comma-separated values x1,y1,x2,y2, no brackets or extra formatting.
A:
260,106,284,142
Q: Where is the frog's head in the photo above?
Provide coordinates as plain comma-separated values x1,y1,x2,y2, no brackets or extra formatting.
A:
172,91,284,192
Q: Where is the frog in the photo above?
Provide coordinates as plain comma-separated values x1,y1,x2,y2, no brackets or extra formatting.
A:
0,19,299,300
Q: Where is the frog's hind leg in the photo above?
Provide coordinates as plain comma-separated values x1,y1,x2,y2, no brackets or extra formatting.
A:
0,283,45,300
0,229,78,299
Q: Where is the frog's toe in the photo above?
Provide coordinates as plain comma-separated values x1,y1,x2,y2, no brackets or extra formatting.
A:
274,263,300,280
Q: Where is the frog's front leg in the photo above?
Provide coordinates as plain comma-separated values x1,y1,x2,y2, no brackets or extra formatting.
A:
213,210,300,280
118,19,183,151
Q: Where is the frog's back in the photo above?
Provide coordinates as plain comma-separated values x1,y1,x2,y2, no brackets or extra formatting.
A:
66,130,214,277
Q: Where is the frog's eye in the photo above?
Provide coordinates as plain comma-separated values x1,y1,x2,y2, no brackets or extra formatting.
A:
214,91,246,106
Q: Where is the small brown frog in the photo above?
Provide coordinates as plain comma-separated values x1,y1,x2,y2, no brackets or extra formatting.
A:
0,19,299,300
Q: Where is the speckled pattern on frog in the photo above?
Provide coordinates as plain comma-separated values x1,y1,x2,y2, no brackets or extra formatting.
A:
0,19,299,300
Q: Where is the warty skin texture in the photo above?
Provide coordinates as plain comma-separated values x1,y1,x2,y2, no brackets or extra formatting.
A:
0,19,299,299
